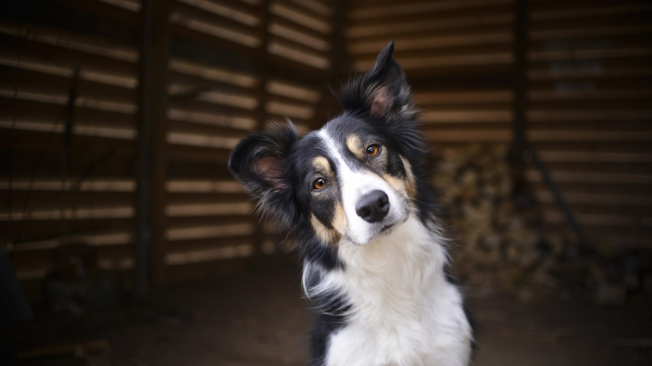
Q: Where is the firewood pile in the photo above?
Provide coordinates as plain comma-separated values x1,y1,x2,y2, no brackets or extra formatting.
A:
432,145,565,298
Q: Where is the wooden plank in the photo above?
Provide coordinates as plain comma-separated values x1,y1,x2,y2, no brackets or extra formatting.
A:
269,17,331,49
267,39,330,69
0,97,135,129
2,217,134,245
166,215,253,229
1,129,136,155
0,33,136,78
135,0,170,292
169,58,258,89
176,0,259,17
287,0,331,16
349,3,513,28
172,0,259,35
167,144,232,162
529,75,652,92
2,190,134,212
0,66,136,105
531,25,652,41
530,182,652,197
167,160,234,179
268,34,329,58
50,0,139,24
529,48,652,63
346,16,512,39
167,120,250,138
353,52,513,71
349,32,512,55
270,0,331,34
531,161,652,175
528,110,652,122
349,0,512,20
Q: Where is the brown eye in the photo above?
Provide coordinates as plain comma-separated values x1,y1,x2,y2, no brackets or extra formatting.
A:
313,178,326,190
366,144,380,156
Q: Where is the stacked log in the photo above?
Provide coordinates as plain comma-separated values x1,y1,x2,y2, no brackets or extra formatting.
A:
433,145,565,297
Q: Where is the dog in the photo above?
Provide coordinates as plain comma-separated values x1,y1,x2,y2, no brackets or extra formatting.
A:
229,42,474,366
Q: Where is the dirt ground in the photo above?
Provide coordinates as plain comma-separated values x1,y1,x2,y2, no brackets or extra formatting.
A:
5,262,652,366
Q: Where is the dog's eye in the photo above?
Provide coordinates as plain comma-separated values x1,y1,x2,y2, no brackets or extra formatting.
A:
313,178,326,190
366,144,380,156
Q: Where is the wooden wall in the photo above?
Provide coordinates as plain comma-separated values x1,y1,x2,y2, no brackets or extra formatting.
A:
1,0,651,301
346,0,652,249
0,0,335,301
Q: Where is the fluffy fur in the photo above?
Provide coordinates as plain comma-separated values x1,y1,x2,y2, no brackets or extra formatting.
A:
229,42,474,366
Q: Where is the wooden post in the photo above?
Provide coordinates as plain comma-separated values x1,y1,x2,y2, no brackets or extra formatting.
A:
252,0,271,260
135,0,170,298
512,0,528,162
308,0,350,131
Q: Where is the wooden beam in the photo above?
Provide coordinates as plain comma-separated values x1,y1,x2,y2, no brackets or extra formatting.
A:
135,0,170,297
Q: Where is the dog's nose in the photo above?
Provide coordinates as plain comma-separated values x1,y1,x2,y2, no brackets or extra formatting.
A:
356,190,389,223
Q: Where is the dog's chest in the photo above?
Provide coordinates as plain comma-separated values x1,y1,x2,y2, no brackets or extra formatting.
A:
322,218,472,366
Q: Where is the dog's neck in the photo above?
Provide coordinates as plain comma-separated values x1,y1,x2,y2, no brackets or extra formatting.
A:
316,214,451,364
336,214,447,305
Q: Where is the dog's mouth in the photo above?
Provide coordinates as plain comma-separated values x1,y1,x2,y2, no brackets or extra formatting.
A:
379,223,394,233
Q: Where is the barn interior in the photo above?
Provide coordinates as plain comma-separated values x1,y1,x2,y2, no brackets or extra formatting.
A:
1,0,651,365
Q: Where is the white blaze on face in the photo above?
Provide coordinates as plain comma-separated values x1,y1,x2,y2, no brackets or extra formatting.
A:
318,129,405,245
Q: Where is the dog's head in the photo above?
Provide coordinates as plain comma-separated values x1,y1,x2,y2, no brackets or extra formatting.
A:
229,42,432,264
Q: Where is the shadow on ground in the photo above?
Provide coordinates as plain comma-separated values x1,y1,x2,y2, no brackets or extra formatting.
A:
5,263,652,365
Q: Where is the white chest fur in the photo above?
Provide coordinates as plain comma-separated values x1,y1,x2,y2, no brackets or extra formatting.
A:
312,216,472,366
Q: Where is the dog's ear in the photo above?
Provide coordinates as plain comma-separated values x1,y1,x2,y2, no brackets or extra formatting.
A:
339,41,414,119
228,123,298,226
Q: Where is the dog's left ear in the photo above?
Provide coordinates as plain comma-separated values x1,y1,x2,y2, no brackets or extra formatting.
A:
339,41,413,119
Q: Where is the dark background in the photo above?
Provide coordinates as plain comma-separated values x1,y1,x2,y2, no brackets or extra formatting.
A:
0,0,651,364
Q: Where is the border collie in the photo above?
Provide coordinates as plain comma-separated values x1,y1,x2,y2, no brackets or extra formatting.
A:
229,42,474,366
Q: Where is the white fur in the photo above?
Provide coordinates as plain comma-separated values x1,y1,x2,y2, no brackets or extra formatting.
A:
307,215,472,366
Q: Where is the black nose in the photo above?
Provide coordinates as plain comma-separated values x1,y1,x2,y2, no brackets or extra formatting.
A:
355,190,390,223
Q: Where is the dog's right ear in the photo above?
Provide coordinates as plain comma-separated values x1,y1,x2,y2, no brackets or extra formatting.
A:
228,123,298,224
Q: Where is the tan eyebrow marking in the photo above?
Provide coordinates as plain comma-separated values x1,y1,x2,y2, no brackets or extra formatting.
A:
346,134,364,160
399,155,417,198
312,156,332,175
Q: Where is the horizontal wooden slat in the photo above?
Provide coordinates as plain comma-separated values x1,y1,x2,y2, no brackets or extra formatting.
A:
168,108,256,130
168,120,250,138
165,202,253,217
349,32,512,55
266,79,320,103
354,52,513,71
165,243,254,264
2,190,133,212
268,20,330,52
270,0,331,34
169,58,257,88
170,12,260,48
167,131,241,150
268,39,330,69
1,205,134,221
526,170,652,184
174,0,260,27
166,179,244,193
0,33,136,79
349,0,512,20
421,110,512,123
2,216,133,244
0,96,135,129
